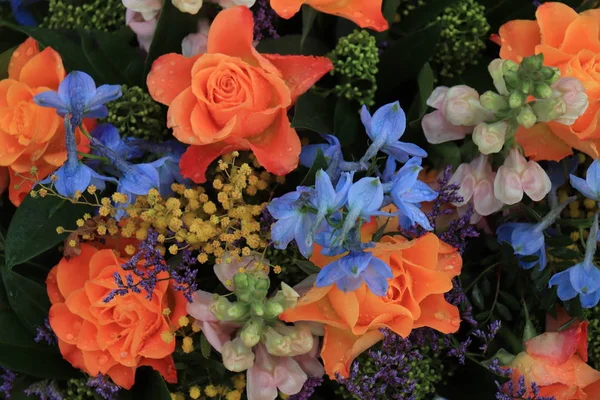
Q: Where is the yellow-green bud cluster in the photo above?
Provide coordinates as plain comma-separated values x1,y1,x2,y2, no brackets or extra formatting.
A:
434,0,490,78
329,29,379,107
586,305,600,370
43,0,125,32
105,85,169,141
398,0,427,17
65,378,95,400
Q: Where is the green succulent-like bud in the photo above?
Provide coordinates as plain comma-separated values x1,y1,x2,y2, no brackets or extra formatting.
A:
250,301,265,317
502,60,519,74
503,71,520,89
516,104,537,129
227,302,250,320
480,91,509,113
233,273,251,292
534,82,553,99
264,299,285,320
240,318,263,348
520,54,544,73
43,0,125,31
531,98,567,122
210,296,234,321
509,91,527,109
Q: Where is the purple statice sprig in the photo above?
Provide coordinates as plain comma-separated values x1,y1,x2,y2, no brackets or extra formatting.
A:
104,229,198,303
87,374,120,400
24,380,63,400
445,279,477,326
400,165,479,253
34,318,57,346
473,321,502,353
0,368,16,399
252,0,279,41
288,377,323,400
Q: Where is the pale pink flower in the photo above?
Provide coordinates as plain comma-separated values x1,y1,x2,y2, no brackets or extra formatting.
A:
552,77,589,126
494,148,551,205
472,121,509,155
126,9,159,52
222,337,256,372
186,290,238,351
488,59,509,96
181,19,210,57
209,0,256,7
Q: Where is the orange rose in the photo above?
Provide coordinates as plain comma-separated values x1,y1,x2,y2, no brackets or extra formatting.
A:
506,321,600,400
147,6,333,183
281,233,462,378
46,244,187,389
495,2,600,160
269,0,388,32
0,38,91,206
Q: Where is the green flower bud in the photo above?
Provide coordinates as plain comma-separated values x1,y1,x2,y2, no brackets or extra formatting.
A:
233,273,251,291
531,98,567,122
479,91,509,113
520,54,544,73
509,91,527,108
210,296,234,321
264,300,285,319
262,326,292,357
516,104,537,129
240,318,263,348
251,302,265,317
227,302,250,321
534,82,553,99
502,60,519,74
504,71,520,89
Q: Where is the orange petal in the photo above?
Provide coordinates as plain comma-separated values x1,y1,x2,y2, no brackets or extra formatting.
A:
77,320,101,352
138,324,176,359
82,349,116,376
321,326,382,378
247,111,300,176
280,287,348,330
515,124,573,162
402,233,439,272
8,38,39,81
536,2,578,48
262,54,333,104
405,262,453,303
147,53,200,106
525,322,587,365
58,340,86,371
179,141,243,183
56,244,96,299
65,287,93,322
140,356,178,384
312,0,388,32
269,0,303,19
8,162,56,206
106,364,136,389
46,266,64,304
49,303,83,345
207,6,260,65
498,20,541,62
189,101,237,144
413,293,461,334
561,15,600,54
328,288,359,327
19,47,65,90
167,288,188,330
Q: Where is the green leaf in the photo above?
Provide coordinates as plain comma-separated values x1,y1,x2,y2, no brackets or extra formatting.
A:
301,6,319,51
498,291,520,311
200,333,211,359
382,0,401,24
377,21,442,91
4,195,93,270
496,303,513,321
295,260,320,275
472,283,485,310
131,368,172,400
292,92,335,134
1,268,50,334
0,310,77,378
256,34,329,56
0,46,16,80
396,0,461,32
144,0,197,76
429,142,461,169
333,98,361,148
408,63,434,127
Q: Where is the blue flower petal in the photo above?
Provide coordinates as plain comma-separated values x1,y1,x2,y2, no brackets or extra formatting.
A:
511,226,544,256
336,275,364,293
119,163,160,196
400,181,438,204
347,177,384,217
570,174,598,200
370,101,406,143
300,144,329,168
267,192,302,219
316,260,346,288
33,91,68,114
383,141,427,163
58,71,96,118
87,84,122,111
586,160,600,196
362,265,389,296
360,106,374,141
549,270,578,301
580,290,600,308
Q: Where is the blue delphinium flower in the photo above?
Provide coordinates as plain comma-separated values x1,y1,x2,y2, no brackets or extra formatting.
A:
10,0,40,26
39,116,116,198
300,134,343,177
309,169,352,234
267,188,316,258
154,141,190,195
34,71,121,124
316,250,392,296
570,159,600,201
497,197,575,270
116,159,166,203
549,213,600,308
360,101,427,165
388,157,438,231
91,124,143,161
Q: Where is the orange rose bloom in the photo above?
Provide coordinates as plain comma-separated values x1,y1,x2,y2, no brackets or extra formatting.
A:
0,38,90,206
506,321,600,399
147,6,333,183
495,2,600,160
46,244,187,389
281,233,462,378
270,0,388,32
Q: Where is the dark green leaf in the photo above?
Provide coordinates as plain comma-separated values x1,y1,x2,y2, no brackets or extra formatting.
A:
382,0,401,24
496,303,513,321
200,333,211,359
377,22,442,90
472,283,485,310
257,35,329,56
429,142,461,169
333,98,361,148
396,0,461,32
498,291,520,311
295,260,320,275
131,368,171,400
0,46,16,80
5,195,93,270
301,6,319,50
292,92,335,133
0,310,76,378
144,0,197,76
407,62,434,127
1,268,50,334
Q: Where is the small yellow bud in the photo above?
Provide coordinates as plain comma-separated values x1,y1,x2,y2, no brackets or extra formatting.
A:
197,253,208,263
68,239,77,248
231,151,240,157
178,316,190,327
226,390,241,400
83,213,91,220
203,201,217,215
39,188,48,197
87,185,97,194
76,219,85,227
204,385,218,398
189,386,201,399
168,244,179,255
273,265,282,274
162,308,172,316
160,331,174,344
192,323,201,333
170,393,185,400
182,336,194,353
29,190,38,198
125,244,136,256
56,226,65,234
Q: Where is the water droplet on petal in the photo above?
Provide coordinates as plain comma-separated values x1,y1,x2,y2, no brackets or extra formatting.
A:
286,146,292,152
434,312,446,321
451,318,461,327
155,88,165,98
120,351,128,358
98,355,109,365
169,61,176,66
12,51,20,58
66,333,74,340
25,47,34,56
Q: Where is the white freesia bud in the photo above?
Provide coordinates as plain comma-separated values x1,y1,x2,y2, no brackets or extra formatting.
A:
472,121,509,155
494,148,551,205
442,85,491,126
172,0,203,14
552,77,589,126
222,337,255,372
488,59,509,96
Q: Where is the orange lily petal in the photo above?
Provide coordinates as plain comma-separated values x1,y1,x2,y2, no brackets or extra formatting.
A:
321,326,382,378
207,6,261,66
515,124,573,162
536,2,578,48
561,15,600,54
247,110,300,176
413,293,461,334
498,20,541,62
179,141,243,183
8,38,39,81
147,53,200,106
262,54,333,104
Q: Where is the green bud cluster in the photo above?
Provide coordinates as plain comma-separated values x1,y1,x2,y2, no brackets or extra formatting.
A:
586,305,600,370
329,29,379,107
480,55,562,137
105,85,169,141
398,0,427,17
433,0,490,78
65,378,95,400
43,0,125,32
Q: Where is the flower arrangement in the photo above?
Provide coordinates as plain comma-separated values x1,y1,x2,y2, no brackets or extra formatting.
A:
1,1,600,400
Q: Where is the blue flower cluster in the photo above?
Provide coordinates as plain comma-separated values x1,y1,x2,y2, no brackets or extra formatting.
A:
268,101,434,296
33,71,188,212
